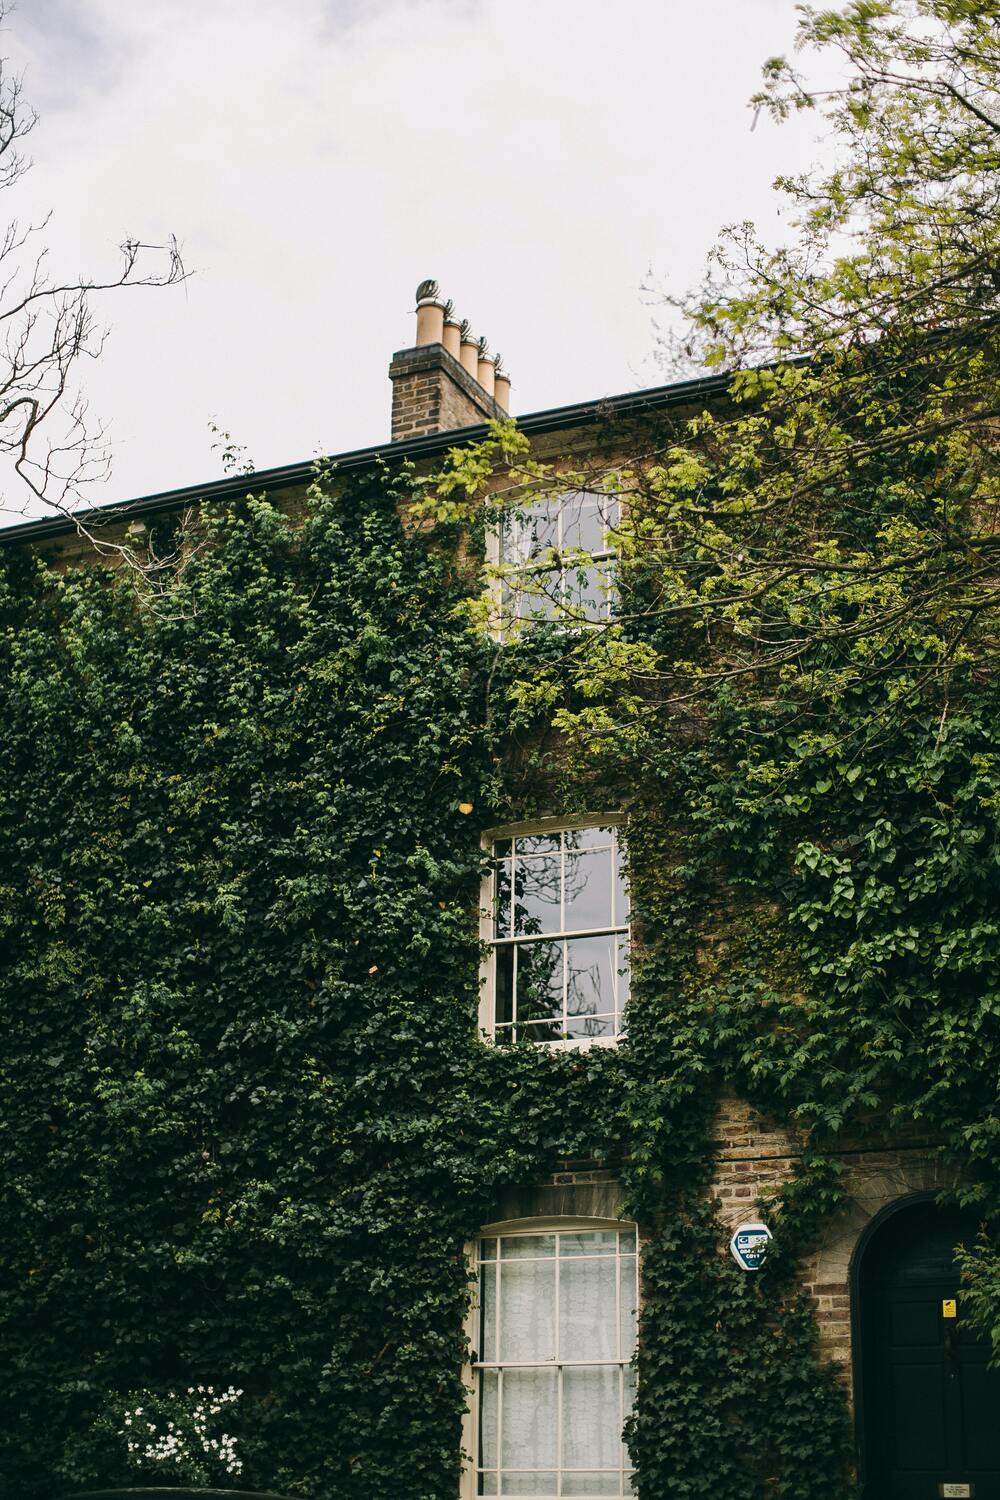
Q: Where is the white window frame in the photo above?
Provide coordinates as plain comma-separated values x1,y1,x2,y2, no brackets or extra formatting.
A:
487,489,620,639
478,815,629,1051
460,1217,639,1500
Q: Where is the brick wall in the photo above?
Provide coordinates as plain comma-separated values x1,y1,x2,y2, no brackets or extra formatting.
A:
481,1098,949,1403
711,1095,951,1393
388,344,504,440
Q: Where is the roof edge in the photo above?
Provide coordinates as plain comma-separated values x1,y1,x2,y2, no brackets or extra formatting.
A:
0,367,731,548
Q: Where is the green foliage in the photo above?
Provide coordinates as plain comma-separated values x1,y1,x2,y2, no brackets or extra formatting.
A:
10,5,1000,1497
0,470,501,1497
0,462,856,1500
79,1384,247,1486
627,1197,850,1500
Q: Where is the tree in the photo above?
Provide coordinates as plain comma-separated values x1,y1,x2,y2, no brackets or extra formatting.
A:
430,0,1000,748
421,0,1000,1360
0,15,183,535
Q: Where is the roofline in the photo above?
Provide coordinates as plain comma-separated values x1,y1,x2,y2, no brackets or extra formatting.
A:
0,366,731,548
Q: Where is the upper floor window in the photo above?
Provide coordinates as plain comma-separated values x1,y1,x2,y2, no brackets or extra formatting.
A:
498,492,618,629
484,822,629,1045
471,1223,638,1500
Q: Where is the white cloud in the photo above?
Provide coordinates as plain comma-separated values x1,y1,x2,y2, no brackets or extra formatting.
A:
0,0,828,521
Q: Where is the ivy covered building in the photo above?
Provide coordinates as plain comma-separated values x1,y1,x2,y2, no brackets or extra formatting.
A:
1,281,998,1500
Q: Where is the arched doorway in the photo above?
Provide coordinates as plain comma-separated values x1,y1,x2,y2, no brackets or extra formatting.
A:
855,1196,1000,1498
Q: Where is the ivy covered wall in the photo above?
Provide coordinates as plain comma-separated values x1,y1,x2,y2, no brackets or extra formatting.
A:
3,454,997,1500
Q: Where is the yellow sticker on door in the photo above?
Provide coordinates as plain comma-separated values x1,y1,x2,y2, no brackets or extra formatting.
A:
939,1484,972,1498
942,1298,958,1318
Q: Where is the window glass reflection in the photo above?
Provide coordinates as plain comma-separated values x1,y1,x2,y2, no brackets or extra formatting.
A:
489,826,629,1043
499,493,618,631
564,849,613,932
514,853,562,936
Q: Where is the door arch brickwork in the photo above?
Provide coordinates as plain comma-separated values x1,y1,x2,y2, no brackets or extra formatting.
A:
711,1097,957,1396
493,1102,959,1414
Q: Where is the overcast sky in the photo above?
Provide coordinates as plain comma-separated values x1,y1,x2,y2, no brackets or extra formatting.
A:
0,0,833,524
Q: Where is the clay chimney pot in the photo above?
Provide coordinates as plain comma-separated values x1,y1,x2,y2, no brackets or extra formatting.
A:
414,278,445,346
443,317,462,360
459,320,480,378
477,346,496,397
494,371,512,412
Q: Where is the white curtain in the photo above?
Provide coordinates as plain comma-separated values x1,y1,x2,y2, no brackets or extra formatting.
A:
479,1231,637,1498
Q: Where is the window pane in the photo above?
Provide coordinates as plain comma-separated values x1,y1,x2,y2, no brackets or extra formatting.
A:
501,1368,558,1469
564,1014,615,1042
509,576,559,624
560,494,607,554
623,1367,637,1422
618,1257,637,1362
502,1473,558,1496
480,1238,499,1261
499,1258,556,1362
502,505,558,565
495,851,512,938
559,1254,617,1361
565,936,614,1025
562,1367,620,1471
481,1370,499,1469
560,1473,621,1496
613,842,629,926
479,1473,498,1496
517,833,561,856
564,827,614,851
622,1370,637,1476
502,1234,556,1259
481,1261,497,1361
564,848,613,932
559,1231,618,1257
495,946,514,1027
519,1018,570,1043
516,941,563,1026
561,559,611,620
514,854,562,936
614,938,629,1018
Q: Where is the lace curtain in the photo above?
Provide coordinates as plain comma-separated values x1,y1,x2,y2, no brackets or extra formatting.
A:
477,1229,637,1497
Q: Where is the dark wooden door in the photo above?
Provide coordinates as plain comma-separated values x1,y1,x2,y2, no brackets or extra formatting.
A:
860,1202,1000,1499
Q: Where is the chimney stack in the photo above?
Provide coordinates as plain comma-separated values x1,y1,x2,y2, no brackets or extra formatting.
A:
388,279,513,441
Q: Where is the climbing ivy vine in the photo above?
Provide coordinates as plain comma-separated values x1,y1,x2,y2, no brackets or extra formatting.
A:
0,458,865,1500
6,4,1000,1494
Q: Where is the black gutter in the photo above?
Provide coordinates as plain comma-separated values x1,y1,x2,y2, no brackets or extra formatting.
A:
0,367,731,548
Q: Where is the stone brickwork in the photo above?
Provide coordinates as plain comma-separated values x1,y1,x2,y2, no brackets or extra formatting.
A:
487,1105,951,1405
388,344,504,441
711,1095,953,1397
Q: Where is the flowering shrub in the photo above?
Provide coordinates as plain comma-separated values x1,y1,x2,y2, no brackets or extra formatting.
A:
114,1385,244,1485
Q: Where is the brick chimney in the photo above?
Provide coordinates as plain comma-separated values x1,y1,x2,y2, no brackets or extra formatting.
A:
388,279,512,440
